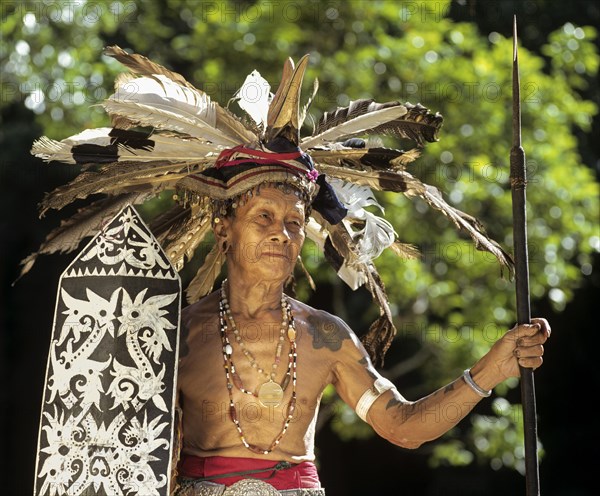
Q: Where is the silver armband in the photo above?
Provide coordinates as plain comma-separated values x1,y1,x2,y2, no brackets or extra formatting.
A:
462,368,492,397
355,377,396,422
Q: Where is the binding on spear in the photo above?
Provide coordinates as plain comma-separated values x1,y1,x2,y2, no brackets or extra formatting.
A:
510,16,540,496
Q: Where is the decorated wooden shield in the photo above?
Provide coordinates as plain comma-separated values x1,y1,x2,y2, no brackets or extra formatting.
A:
33,205,181,496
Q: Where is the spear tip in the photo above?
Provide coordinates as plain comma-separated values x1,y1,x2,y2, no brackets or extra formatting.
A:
513,15,518,63
512,15,521,147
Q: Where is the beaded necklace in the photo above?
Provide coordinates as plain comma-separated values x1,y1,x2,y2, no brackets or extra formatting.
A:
219,280,298,455
220,282,293,404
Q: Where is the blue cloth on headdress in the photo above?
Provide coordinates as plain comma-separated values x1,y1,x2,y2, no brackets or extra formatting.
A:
312,175,347,225
267,137,347,225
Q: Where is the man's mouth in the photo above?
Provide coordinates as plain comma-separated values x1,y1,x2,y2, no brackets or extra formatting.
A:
265,253,288,259
262,250,291,260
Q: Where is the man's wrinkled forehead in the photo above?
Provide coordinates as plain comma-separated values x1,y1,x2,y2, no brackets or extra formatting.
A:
242,187,306,215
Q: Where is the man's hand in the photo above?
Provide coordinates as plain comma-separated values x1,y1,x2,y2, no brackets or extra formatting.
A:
488,318,551,380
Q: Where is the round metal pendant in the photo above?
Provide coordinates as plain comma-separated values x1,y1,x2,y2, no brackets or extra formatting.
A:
257,380,284,407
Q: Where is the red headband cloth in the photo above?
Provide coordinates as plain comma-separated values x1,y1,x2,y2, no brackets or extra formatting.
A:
215,145,319,182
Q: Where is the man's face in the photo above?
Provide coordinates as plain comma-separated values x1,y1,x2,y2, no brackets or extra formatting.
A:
220,186,306,282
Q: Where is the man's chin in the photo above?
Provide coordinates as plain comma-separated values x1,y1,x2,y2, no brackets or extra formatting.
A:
253,257,294,278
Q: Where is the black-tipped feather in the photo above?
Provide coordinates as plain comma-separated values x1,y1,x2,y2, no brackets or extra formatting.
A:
306,99,443,148
373,102,444,145
71,128,154,164
318,164,514,275
309,147,420,171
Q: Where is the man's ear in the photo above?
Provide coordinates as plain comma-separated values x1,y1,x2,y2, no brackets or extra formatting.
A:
212,219,230,246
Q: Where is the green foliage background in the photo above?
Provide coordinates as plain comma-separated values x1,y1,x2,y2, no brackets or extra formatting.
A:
2,1,598,495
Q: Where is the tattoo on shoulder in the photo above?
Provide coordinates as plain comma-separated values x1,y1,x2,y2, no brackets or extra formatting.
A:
306,315,350,352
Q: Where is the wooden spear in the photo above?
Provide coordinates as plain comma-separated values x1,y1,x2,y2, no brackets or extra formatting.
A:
510,16,540,496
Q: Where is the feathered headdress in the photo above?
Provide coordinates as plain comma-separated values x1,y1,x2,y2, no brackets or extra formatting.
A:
25,46,513,366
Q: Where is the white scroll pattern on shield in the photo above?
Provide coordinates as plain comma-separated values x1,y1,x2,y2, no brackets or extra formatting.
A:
34,205,181,496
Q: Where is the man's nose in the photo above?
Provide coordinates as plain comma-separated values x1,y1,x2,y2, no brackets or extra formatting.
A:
269,221,291,243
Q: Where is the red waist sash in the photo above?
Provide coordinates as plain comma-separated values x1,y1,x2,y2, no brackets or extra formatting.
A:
178,455,321,490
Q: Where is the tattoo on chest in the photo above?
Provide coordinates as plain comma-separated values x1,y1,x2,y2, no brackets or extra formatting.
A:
306,315,350,352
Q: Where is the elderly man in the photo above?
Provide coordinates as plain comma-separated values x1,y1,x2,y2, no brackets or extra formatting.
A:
174,146,550,495
29,49,551,496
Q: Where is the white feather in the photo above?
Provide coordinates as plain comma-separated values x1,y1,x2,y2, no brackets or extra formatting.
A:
328,178,396,263
305,217,327,250
64,127,114,146
233,70,272,129
31,136,76,164
305,216,367,290
301,104,407,148
354,212,395,263
327,177,384,215
103,75,238,146
337,264,367,290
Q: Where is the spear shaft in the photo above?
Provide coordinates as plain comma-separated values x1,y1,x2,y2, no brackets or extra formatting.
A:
510,16,540,496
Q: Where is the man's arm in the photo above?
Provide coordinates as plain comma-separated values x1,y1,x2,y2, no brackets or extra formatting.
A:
329,314,550,449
